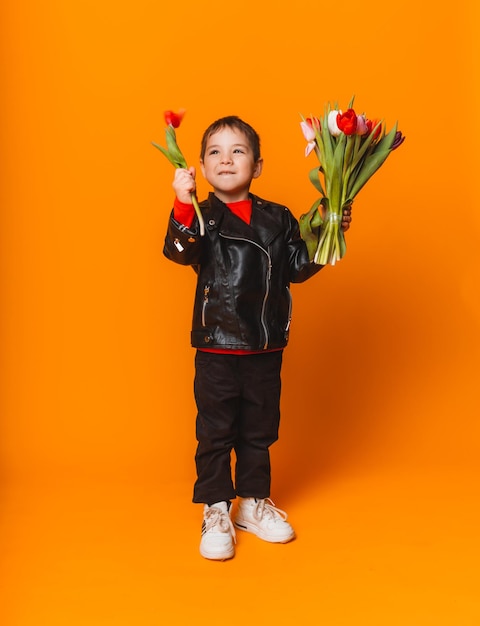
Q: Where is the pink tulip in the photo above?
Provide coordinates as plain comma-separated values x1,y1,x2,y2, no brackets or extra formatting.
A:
306,116,321,131
356,114,368,135
300,121,317,156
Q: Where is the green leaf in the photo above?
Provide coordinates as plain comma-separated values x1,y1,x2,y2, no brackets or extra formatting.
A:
348,129,377,171
165,126,188,168
321,111,334,174
311,197,327,228
374,122,398,153
346,124,398,199
343,134,355,178
308,167,325,195
152,141,177,165
299,198,322,261
338,229,346,259
347,149,393,198
165,125,177,151
330,132,346,209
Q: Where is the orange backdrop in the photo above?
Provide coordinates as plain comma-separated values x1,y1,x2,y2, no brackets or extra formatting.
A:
1,0,479,500
2,2,480,624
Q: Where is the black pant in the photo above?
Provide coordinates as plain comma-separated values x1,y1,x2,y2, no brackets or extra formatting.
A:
193,350,283,504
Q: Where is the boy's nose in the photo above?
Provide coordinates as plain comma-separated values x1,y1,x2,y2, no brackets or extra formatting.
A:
220,154,233,164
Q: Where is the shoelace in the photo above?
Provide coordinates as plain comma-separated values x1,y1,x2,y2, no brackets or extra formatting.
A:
253,498,288,522
204,506,237,542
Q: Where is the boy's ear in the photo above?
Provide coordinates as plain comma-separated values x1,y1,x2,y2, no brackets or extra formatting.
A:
253,158,263,179
200,159,205,178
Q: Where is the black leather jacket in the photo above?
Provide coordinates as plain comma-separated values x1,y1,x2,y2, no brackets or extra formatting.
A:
163,193,322,351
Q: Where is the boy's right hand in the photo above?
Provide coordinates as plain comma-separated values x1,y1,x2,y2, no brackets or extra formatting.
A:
173,166,196,204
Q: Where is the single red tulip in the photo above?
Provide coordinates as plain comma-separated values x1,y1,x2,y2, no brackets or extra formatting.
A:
336,109,357,135
366,118,382,140
164,109,186,128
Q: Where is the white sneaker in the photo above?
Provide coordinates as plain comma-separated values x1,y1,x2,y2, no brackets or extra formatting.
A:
199,501,236,560
234,497,295,543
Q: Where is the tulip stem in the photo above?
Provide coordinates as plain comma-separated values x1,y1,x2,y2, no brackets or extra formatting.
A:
191,193,205,237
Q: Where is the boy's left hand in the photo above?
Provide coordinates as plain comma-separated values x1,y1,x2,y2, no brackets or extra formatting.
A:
341,204,352,232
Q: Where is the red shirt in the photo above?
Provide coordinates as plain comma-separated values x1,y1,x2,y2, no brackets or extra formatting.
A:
174,197,252,227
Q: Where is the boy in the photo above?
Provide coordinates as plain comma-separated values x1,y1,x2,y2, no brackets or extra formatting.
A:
163,116,351,560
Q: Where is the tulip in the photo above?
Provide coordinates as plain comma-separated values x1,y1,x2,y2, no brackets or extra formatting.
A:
392,130,405,150
366,118,382,140
336,109,357,135
355,114,368,136
327,110,342,136
153,108,205,236
300,120,317,156
306,116,321,130
164,109,186,128
300,97,403,266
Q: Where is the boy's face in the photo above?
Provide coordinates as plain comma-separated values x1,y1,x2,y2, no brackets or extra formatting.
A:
200,127,263,203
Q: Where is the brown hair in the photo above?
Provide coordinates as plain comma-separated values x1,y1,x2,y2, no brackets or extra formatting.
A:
200,116,261,162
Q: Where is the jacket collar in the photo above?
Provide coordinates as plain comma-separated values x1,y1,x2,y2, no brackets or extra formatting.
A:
203,193,283,248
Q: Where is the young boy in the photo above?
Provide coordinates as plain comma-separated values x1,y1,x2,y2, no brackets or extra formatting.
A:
163,116,351,560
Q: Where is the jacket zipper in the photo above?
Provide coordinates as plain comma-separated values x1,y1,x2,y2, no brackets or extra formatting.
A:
201,285,210,327
285,286,292,332
219,234,272,349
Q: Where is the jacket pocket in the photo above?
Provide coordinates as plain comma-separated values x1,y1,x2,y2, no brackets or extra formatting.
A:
192,328,215,347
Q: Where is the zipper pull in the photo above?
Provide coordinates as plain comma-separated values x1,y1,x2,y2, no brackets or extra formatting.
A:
173,238,184,252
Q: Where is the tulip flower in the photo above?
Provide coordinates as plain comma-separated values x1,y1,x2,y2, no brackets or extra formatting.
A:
356,114,368,136
327,110,342,136
336,109,358,135
392,130,405,150
164,109,186,128
366,118,382,140
300,97,405,265
300,120,317,156
307,116,321,130
152,109,205,236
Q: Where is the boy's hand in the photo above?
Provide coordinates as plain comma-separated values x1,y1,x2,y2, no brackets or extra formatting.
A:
341,204,352,232
173,166,196,204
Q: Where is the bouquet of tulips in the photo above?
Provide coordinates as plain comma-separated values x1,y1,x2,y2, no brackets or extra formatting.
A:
152,109,205,236
299,97,405,265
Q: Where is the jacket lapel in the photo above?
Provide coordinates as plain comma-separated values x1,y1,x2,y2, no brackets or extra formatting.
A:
250,196,283,248
203,193,283,249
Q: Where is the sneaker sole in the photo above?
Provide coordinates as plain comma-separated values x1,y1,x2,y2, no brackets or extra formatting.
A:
233,520,295,543
200,547,235,561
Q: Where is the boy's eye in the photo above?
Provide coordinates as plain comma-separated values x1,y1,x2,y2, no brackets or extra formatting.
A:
208,149,219,155
233,149,244,154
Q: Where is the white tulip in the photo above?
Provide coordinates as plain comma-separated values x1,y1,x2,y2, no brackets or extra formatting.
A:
327,110,342,136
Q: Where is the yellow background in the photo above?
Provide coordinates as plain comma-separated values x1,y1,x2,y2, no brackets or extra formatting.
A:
1,1,479,624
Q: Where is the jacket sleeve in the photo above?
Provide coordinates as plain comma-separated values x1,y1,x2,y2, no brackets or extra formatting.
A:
285,210,324,283
163,210,204,267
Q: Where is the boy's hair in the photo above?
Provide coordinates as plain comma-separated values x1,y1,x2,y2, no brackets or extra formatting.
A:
200,116,261,162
